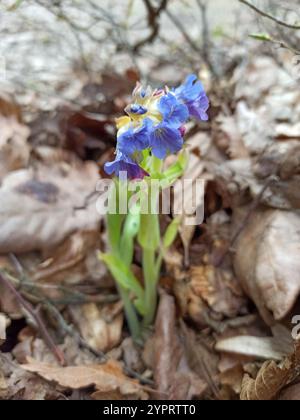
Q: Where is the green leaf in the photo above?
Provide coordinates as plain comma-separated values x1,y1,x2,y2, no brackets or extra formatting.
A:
107,212,124,255
249,33,272,42
120,212,140,265
163,217,181,248
100,253,145,315
138,213,160,251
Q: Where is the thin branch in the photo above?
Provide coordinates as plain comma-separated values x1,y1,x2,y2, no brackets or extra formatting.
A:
240,0,300,30
196,0,219,78
133,0,169,51
0,272,65,365
165,9,202,53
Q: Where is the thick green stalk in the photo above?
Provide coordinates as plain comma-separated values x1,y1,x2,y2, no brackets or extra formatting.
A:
142,247,158,327
106,211,142,341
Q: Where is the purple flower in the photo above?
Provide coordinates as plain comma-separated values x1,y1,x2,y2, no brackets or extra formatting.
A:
104,152,149,180
149,122,184,159
117,119,151,155
158,93,189,128
174,74,209,121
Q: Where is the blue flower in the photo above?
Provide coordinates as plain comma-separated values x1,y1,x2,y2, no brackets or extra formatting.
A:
174,74,209,121
104,152,149,180
117,119,151,155
158,93,189,128
149,122,184,159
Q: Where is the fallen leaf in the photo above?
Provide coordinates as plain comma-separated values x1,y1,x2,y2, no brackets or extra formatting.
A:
32,230,108,292
22,357,146,399
153,292,207,400
0,157,101,253
0,353,59,400
240,359,292,401
69,303,123,353
234,209,300,323
13,336,98,367
240,341,300,400
190,265,246,319
216,336,292,361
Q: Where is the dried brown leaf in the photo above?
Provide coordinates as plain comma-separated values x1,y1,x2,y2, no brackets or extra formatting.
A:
190,265,246,319
240,341,300,400
69,303,123,353
216,336,292,361
153,292,207,400
31,230,108,293
234,209,300,323
0,158,101,253
240,359,292,401
0,353,59,400
22,357,146,399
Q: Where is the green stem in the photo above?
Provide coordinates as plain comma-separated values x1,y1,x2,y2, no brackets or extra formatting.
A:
107,210,141,341
117,284,142,342
142,247,158,327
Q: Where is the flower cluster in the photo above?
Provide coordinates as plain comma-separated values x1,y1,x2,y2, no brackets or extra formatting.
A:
104,74,209,179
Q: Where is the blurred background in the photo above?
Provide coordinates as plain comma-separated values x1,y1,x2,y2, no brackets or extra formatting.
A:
0,0,274,109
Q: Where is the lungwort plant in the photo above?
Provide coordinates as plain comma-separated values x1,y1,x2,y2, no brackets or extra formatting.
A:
100,75,209,341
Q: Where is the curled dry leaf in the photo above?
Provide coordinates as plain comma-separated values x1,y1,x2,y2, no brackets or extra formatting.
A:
190,265,246,319
22,357,147,400
0,158,101,253
240,359,292,401
234,209,300,323
69,303,123,353
240,341,300,400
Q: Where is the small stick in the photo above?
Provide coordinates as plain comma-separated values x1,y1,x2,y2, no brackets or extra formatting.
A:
239,0,300,30
0,273,65,365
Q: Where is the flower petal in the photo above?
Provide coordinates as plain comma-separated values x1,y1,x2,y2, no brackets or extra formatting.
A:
117,119,151,155
104,152,148,180
150,123,184,159
158,93,189,128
